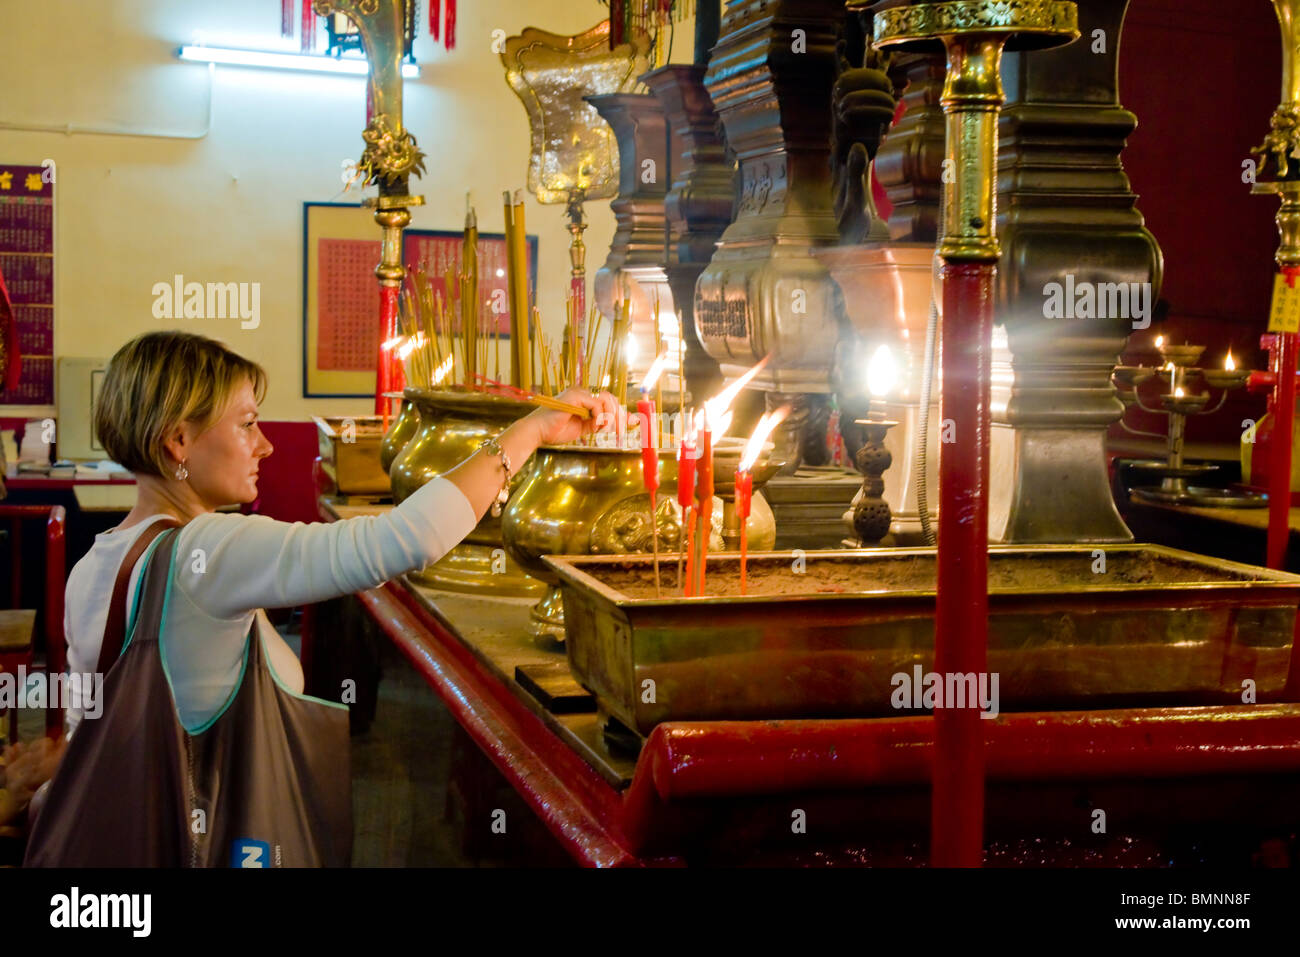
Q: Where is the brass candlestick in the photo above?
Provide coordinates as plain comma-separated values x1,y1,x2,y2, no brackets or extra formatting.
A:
1114,339,1261,507
1251,0,1300,568
849,418,897,546
873,0,1079,870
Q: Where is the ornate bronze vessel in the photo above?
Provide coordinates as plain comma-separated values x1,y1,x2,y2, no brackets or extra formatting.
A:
389,387,545,597
548,544,1300,740
379,391,418,474
503,442,779,640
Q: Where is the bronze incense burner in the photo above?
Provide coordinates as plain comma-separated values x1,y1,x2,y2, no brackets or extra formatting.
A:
547,544,1300,743
389,388,545,597
502,440,780,640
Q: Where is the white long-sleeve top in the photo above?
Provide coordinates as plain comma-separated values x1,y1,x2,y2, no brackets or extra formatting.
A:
62,475,478,737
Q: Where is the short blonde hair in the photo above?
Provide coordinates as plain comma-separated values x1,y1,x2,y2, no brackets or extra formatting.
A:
95,332,267,477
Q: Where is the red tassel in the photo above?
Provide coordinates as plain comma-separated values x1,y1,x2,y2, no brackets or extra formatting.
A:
282,0,295,37
445,0,456,50
302,0,316,52
430,0,441,41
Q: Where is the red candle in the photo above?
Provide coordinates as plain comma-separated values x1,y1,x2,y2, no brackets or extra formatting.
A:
637,397,658,493
638,395,662,596
736,469,753,520
677,423,696,596
677,434,695,509
736,468,753,595
695,422,714,595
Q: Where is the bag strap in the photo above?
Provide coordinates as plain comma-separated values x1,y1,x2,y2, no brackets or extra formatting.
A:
96,518,182,674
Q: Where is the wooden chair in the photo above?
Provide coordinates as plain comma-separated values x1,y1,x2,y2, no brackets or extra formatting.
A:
0,505,66,744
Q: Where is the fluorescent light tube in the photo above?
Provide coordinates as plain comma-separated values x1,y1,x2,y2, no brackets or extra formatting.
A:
179,46,419,78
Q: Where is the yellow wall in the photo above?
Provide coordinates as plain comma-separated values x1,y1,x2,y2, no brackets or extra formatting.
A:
0,0,655,421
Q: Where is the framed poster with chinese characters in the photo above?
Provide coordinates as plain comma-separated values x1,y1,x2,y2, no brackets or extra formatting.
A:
0,163,55,407
302,202,538,398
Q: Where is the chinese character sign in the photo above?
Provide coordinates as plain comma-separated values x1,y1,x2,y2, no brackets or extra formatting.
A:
0,163,54,405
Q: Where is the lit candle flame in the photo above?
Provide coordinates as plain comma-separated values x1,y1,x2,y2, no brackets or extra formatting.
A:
1225,352,1235,371
1155,335,1164,349
642,351,669,393
739,406,791,472
1174,386,1184,398
695,406,733,439
866,344,900,398
702,355,771,432
431,354,454,386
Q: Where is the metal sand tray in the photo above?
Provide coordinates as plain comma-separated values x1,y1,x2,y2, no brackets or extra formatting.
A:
543,545,1300,739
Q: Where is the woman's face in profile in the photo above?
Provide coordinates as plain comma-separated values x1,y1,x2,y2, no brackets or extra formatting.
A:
185,378,274,506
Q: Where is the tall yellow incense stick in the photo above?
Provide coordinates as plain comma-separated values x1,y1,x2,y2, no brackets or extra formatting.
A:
462,198,478,384
561,322,573,386
503,191,527,390
511,191,531,391
535,309,552,395
611,297,631,402
584,309,604,389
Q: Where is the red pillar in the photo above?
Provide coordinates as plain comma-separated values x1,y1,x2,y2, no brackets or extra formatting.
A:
931,260,993,867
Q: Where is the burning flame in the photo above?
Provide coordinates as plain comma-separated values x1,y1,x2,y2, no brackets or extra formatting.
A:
695,405,733,439
1174,386,1185,398
1155,335,1164,349
739,406,791,472
866,344,900,398
397,333,426,362
701,355,771,433
641,351,669,393
1225,352,1236,371
431,354,454,386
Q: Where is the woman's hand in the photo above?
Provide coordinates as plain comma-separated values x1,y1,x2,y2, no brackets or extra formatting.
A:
526,388,622,447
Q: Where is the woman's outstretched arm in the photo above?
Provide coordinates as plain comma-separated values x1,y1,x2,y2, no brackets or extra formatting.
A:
172,388,616,620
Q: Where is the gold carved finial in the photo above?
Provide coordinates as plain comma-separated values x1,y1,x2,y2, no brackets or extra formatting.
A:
359,113,426,186
873,1,1078,262
1252,1,1300,180
312,0,425,189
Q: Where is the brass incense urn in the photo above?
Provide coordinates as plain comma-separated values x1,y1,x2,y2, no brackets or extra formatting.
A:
389,388,545,597
380,391,419,473
503,441,780,640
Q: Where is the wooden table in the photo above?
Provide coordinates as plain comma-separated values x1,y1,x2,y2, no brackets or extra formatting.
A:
1121,498,1300,571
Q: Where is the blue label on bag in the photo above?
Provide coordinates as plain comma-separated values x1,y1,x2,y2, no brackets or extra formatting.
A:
231,838,271,868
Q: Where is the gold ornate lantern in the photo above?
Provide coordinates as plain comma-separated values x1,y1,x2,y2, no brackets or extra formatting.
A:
500,21,651,361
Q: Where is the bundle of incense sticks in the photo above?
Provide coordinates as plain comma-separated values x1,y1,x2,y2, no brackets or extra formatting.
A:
503,190,531,391
390,199,698,450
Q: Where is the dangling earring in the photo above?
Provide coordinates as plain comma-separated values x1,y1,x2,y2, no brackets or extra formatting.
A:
175,460,189,482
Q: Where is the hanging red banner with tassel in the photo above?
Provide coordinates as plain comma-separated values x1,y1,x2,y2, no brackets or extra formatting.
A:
301,0,316,52
283,2,458,54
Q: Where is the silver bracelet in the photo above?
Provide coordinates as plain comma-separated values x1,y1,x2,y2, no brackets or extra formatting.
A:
477,436,512,516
